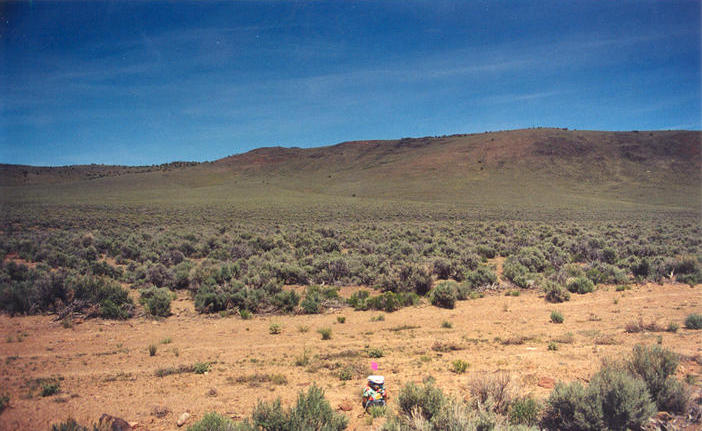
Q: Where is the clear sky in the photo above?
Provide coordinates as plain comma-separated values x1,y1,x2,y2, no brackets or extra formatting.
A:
1,0,700,166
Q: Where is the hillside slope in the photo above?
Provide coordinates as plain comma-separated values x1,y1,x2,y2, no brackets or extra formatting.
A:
1,128,700,210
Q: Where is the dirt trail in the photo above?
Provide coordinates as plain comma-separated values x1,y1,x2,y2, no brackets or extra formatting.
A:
0,283,700,430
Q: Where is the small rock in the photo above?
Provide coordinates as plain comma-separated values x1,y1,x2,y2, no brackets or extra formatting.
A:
128,422,138,429
151,406,170,418
98,414,131,431
338,401,353,411
177,412,190,427
538,377,555,389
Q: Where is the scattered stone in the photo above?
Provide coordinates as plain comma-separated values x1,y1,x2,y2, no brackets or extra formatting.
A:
97,413,131,431
538,376,555,389
338,400,353,411
207,387,218,397
177,412,190,427
151,405,170,418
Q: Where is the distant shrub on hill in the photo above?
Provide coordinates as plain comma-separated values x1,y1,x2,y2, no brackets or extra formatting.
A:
430,282,457,309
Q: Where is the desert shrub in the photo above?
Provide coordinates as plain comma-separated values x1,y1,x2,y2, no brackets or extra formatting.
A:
554,263,586,285
368,347,384,358
147,263,174,288
398,265,433,295
429,282,457,309
250,399,287,430
565,277,594,294
544,282,570,303
193,362,211,374
550,310,564,324
193,283,236,313
41,380,60,396
441,320,453,329
631,257,651,279
671,256,702,285
477,244,497,259
269,323,282,335
469,373,513,414
626,344,684,411
139,286,172,317
300,286,323,314
464,266,498,288
75,276,133,319
541,381,597,431
272,290,300,313
655,377,690,414
542,368,656,431
347,289,370,310
503,261,528,284
450,359,469,374
588,366,656,431
366,291,401,312
285,385,348,430
318,327,332,340
187,412,238,431
601,247,617,264
509,396,540,426
368,404,386,418
433,258,454,280
148,344,157,356
397,381,446,421
684,312,702,329
585,262,628,284
0,393,8,413
512,247,550,273
50,419,91,431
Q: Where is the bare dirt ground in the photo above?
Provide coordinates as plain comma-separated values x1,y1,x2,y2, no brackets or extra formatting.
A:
0,282,700,430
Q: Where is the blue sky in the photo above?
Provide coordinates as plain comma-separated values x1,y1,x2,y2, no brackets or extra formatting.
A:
1,0,700,166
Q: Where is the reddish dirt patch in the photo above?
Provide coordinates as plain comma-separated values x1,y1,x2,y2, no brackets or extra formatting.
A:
0,283,700,430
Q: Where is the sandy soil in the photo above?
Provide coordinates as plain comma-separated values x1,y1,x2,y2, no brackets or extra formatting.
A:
0,283,700,430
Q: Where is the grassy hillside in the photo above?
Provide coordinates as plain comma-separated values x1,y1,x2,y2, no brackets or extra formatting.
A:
1,128,699,212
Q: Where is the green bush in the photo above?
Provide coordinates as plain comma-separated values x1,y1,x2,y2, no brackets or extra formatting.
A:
450,359,469,374
429,282,457,309
541,368,655,431
301,287,323,314
187,412,238,431
148,344,157,356
0,393,9,414
566,277,595,294
655,377,690,414
684,312,702,329
589,366,656,431
272,290,300,313
631,258,651,279
269,323,282,335
544,282,570,303
347,289,370,310
41,380,60,397
366,291,401,312
465,266,497,288
318,327,332,340
509,396,540,426
285,385,348,430
193,362,211,374
139,286,172,317
626,344,685,411
397,381,446,421
367,347,384,358
550,310,564,324
50,419,91,431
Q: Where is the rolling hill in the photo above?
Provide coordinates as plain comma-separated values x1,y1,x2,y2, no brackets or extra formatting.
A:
1,128,700,211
